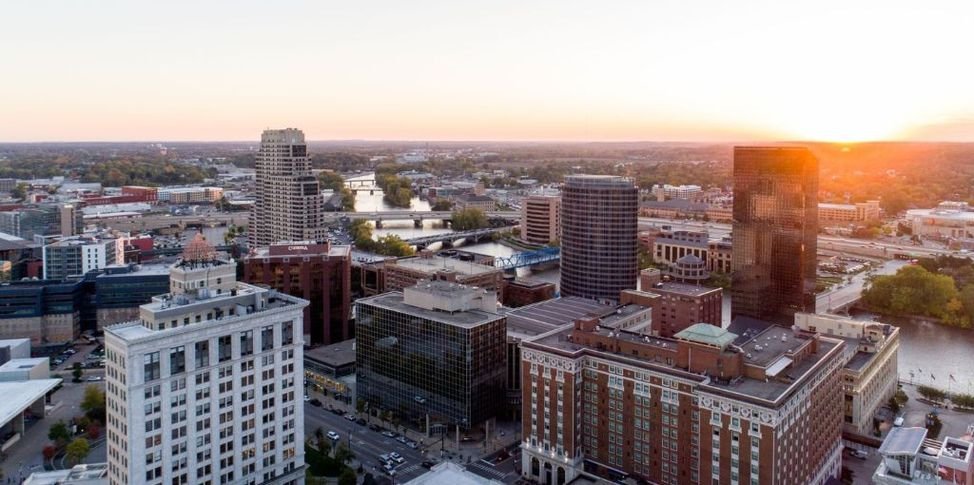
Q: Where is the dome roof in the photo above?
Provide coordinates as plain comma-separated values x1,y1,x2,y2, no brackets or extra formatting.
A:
675,253,705,266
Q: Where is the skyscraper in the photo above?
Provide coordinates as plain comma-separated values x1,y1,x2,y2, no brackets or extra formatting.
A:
559,175,638,302
731,146,818,320
104,241,308,485
249,128,325,247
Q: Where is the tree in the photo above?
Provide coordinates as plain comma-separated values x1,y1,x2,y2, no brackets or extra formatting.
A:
338,468,357,485
11,182,28,200
951,393,974,409
72,362,83,383
48,421,71,447
65,437,90,465
862,265,960,321
356,398,367,414
86,423,101,440
80,385,106,423
917,385,947,402
431,199,454,211
451,208,488,231
334,443,354,464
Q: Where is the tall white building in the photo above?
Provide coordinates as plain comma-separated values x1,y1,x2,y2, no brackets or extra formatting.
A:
104,242,308,485
249,128,325,247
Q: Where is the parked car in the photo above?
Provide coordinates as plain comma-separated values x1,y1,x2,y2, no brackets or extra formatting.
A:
894,416,904,427
85,376,103,382
309,399,322,407
421,461,435,469
327,431,340,441
849,449,868,459
356,418,367,426
381,430,396,438
382,463,396,475
389,452,404,464
369,424,382,432
345,413,357,421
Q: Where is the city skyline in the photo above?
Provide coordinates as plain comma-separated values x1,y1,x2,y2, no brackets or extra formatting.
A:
3,1,974,143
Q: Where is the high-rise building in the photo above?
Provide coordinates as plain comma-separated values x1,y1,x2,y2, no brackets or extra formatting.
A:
559,175,638,303
731,147,818,320
356,280,506,431
520,194,561,245
104,242,308,485
249,128,325,247
520,318,846,485
244,241,352,346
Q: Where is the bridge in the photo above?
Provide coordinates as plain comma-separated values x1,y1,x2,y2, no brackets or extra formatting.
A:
404,228,505,247
494,247,561,270
329,211,520,228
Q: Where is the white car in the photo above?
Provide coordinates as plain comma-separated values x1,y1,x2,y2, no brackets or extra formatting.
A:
304,394,310,402
327,431,340,441
389,452,404,464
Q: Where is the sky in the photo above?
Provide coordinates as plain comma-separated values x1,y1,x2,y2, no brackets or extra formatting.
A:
2,0,974,143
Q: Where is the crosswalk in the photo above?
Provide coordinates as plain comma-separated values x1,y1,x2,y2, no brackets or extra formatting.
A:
466,461,509,480
397,463,422,475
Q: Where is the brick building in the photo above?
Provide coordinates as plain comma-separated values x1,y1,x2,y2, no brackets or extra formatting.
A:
244,241,352,345
383,252,502,294
520,319,846,485
500,277,556,308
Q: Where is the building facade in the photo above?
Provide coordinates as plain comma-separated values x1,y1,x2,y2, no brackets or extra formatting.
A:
818,200,880,224
0,204,82,240
94,264,171,331
104,254,307,485
521,195,561,245
651,184,702,201
383,253,503,294
0,279,83,344
520,320,846,485
249,128,326,247
793,313,899,436
731,146,818,320
500,277,556,308
244,242,352,346
560,175,638,303
625,283,722,338
906,201,974,242
43,235,124,281
355,281,506,431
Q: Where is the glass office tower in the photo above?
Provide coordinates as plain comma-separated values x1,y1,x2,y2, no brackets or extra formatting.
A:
355,282,506,430
731,146,819,320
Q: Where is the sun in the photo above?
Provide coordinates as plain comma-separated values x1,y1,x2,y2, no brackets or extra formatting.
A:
783,103,911,143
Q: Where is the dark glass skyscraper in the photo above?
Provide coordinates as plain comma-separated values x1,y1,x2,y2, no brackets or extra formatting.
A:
731,146,818,320
559,175,638,303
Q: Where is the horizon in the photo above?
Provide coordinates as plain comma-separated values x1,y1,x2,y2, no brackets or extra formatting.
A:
3,1,974,143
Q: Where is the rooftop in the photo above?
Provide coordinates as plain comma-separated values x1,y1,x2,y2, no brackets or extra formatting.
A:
305,338,356,367
674,323,737,349
0,379,62,427
646,281,722,297
390,255,499,277
880,427,928,455
357,290,502,329
24,463,109,485
405,461,501,485
504,297,612,341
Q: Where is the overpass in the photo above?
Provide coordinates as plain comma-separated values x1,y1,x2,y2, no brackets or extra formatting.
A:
404,228,506,247
329,211,520,228
494,247,561,270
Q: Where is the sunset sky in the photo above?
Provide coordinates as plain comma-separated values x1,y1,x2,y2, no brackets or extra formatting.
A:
2,0,974,142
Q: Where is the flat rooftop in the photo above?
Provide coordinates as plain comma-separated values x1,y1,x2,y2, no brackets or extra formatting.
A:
0,357,48,372
305,339,356,367
0,379,62,426
390,255,499,277
358,291,501,329
504,297,611,340
96,264,171,278
648,281,721,297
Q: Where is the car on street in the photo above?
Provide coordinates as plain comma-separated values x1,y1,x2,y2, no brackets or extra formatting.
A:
389,452,404,464
327,431,340,441
309,399,322,407
304,394,310,402
421,461,435,469
406,440,418,449
356,418,367,426
382,463,396,475
369,424,382,432
396,435,408,444
345,413,357,421
894,416,904,427
848,449,868,459
381,430,396,438
85,376,103,382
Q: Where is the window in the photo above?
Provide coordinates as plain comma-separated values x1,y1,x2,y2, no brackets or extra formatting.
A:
195,341,210,368
170,346,185,375
218,335,232,362
282,321,293,346
240,330,253,356
261,326,274,351
144,352,160,382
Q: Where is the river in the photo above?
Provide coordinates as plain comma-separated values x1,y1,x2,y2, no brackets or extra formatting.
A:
346,173,561,285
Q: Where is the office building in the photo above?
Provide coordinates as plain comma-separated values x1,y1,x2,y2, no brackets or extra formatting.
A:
520,318,846,485
43,234,124,281
249,128,326,247
731,146,818,320
104,247,308,485
383,252,503,294
244,241,352,345
818,200,880,224
499,277,556,308
560,175,638,303
0,279,84,344
625,282,722,338
651,184,702,201
453,194,496,212
355,281,506,431
873,427,974,484
521,194,561,245
94,264,171,331
156,187,224,204
794,313,899,436
0,204,82,240
906,201,974,242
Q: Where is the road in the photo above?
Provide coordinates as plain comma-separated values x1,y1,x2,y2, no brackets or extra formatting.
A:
815,259,908,313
